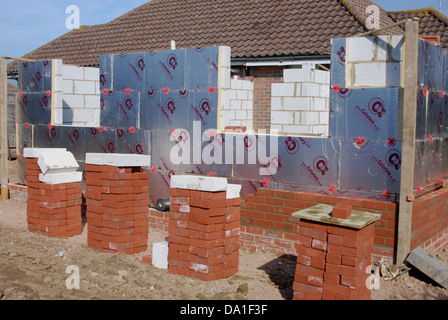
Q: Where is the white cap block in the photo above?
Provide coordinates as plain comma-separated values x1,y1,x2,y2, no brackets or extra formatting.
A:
23,148,67,159
226,184,242,199
38,150,79,175
152,241,169,269
39,172,83,185
86,153,151,167
170,175,228,192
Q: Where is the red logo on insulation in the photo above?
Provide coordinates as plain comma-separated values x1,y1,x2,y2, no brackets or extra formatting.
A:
314,156,329,176
285,137,299,155
369,98,385,118
385,149,401,170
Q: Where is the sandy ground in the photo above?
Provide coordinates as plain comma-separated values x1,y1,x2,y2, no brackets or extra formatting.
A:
0,199,447,301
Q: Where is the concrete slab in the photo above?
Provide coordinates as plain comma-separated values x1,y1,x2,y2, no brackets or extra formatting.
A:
170,175,228,192
406,247,448,290
85,153,151,167
291,203,381,229
39,172,83,185
226,184,242,199
37,149,79,175
23,148,67,159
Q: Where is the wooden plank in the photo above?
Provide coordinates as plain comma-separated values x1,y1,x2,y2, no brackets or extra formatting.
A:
396,21,419,265
0,58,8,200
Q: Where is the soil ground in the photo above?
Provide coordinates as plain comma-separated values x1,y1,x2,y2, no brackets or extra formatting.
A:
0,199,447,301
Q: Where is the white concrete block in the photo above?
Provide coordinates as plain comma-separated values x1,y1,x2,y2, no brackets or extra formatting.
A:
283,68,312,83
63,80,74,94
301,83,321,97
226,184,242,199
314,70,330,84
271,111,294,125
85,153,151,167
74,81,96,95
53,59,63,76
230,99,242,110
271,97,283,110
313,98,328,111
319,85,330,98
319,112,329,125
283,97,310,111
347,37,375,62
23,148,66,159
84,95,101,109
312,125,329,136
231,79,243,90
271,124,283,133
170,175,228,192
84,67,100,81
221,68,231,89
352,62,401,87
229,90,237,101
39,172,83,185
152,241,169,269
237,90,248,101
229,120,242,126
241,80,254,91
235,110,247,120
53,75,63,93
271,83,295,97
390,36,404,62
220,46,231,69
301,112,320,125
73,109,94,123
63,94,84,109
282,125,310,134
95,81,100,95
54,108,63,126
241,100,253,110
53,92,63,109
63,65,84,80
37,149,79,175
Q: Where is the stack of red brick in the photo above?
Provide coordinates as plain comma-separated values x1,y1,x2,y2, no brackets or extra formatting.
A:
85,164,150,254
294,220,375,300
26,158,82,238
168,188,241,281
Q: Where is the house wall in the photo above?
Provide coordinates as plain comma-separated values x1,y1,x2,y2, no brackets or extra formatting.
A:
251,66,285,131
271,67,330,136
53,60,101,127
220,77,254,131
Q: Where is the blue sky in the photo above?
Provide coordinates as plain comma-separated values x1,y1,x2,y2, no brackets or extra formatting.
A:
0,0,444,59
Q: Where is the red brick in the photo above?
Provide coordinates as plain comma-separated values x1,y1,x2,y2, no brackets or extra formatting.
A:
298,225,327,241
332,203,352,219
324,273,340,284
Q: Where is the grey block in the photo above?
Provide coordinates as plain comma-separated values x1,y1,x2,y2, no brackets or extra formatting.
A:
406,247,448,290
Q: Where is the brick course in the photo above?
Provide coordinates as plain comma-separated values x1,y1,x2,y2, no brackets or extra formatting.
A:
85,164,150,254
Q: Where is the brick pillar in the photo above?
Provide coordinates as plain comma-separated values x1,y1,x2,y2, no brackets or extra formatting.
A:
292,204,379,300
85,153,151,255
25,151,82,238
168,175,241,281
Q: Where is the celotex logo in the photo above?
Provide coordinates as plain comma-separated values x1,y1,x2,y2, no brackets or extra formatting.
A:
169,122,279,176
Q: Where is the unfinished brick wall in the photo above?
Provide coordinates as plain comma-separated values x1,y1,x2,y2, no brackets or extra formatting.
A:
252,66,285,131
411,188,448,254
241,188,397,263
168,179,241,281
293,219,375,300
85,164,150,254
25,158,82,238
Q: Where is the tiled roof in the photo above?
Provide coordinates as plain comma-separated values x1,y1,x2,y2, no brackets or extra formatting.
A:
389,7,448,50
8,0,402,73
